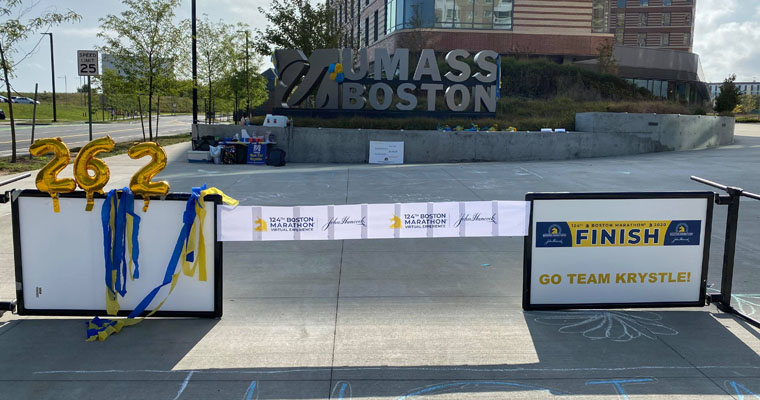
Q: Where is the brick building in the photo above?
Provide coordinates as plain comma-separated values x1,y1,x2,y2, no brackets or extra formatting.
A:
331,0,615,62
610,0,697,52
327,0,708,103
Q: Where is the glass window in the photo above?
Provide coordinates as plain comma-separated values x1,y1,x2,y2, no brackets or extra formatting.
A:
639,12,647,26
616,12,625,27
617,0,626,8
493,0,512,29
473,0,493,28
365,17,369,46
616,28,624,44
662,12,670,26
637,32,646,47
684,32,690,45
383,1,387,33
374,10,378,41
386,0,396,32
453,0,474,28
685,12,691,26
663,0,671,4
640,0,648,6
661,32,669,46
592,0,609,33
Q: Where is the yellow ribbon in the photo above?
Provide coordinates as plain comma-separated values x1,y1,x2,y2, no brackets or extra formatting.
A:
89,188,237,341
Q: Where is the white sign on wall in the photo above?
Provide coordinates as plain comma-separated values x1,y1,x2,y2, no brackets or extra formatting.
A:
77,50,99,76
369,141,404,164
523,192,713,310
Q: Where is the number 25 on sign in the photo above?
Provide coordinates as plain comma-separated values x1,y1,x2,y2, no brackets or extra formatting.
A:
29,137,170,213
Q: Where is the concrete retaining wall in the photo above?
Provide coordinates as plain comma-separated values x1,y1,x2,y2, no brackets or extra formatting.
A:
575,112,735,151
192,112,734,163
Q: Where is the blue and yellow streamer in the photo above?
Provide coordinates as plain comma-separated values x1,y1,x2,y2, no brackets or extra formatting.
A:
87,186,237,342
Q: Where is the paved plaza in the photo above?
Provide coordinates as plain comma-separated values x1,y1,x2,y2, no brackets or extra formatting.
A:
2,124,760,399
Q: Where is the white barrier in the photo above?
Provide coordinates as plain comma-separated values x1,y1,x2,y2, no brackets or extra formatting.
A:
218,201,530,241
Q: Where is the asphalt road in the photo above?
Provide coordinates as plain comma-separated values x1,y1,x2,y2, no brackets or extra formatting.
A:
2,124,760,399
0,114,193,157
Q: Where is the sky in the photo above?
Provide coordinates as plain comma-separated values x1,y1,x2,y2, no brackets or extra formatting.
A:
3,0,759,93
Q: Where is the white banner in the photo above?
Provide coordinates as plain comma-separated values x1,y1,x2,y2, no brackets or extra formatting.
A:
218,201,530,241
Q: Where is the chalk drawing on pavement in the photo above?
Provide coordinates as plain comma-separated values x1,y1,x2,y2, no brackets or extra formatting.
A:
532,311,678,342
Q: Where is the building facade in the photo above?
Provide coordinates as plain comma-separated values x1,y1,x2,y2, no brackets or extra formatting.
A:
709,81,760,100
610,0,697,52
331,0,614,61
327,0,708,103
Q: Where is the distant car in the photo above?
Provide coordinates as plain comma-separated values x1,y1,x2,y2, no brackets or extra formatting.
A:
11,96,39,104
0,109,5,120
0,95,7,103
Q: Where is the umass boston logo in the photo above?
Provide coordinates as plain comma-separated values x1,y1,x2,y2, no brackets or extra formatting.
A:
273,48,499,113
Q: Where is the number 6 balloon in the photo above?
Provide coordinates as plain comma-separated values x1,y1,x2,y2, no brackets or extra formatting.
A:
74,136,115,211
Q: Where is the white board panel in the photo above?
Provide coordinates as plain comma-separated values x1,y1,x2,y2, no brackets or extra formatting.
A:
525,193,712,309
14,192,218,315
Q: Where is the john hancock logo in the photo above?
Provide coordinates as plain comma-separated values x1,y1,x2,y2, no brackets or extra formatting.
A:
322,216,367,231
536,222,571,247
454,212,496,228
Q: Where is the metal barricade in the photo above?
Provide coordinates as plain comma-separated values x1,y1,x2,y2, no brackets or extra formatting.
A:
692,176,760,328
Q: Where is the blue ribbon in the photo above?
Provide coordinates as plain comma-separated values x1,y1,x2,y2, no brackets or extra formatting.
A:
126,187,204,318
101,188,141,298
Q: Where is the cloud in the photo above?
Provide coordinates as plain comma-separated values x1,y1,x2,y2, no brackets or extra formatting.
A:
694,0,760,82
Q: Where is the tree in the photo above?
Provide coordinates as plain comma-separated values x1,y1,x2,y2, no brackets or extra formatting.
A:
736,94,759,114
99,0,187,140
0,0,80,162
596,39,618,76
197,17,236,123
714,74,741,114
254,0,340,56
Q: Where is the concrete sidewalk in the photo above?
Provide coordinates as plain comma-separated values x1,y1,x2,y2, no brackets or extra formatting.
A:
2,125,760,399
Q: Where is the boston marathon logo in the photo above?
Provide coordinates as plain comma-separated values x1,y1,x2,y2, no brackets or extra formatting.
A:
536,220,701,248
268,217,316,233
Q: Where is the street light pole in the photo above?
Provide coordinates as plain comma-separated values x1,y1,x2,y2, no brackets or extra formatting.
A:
245,30,250,119
192,0,198,125
237,30,250,119
42,33,56,122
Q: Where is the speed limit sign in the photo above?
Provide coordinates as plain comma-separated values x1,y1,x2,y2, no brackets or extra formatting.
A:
77,50,99,76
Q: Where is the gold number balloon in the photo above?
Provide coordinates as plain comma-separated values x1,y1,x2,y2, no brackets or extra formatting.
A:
29,137,77,213
74,136,115,211
128,142,169,212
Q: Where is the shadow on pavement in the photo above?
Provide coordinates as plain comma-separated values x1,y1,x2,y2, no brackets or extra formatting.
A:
2,310,760,398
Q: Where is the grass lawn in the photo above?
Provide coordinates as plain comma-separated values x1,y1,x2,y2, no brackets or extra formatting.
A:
0,133,191,176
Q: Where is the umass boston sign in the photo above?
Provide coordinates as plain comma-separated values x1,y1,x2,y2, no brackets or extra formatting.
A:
273,48,499,113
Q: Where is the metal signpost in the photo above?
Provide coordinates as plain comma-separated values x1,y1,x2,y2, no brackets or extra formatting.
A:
77,50,99,141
